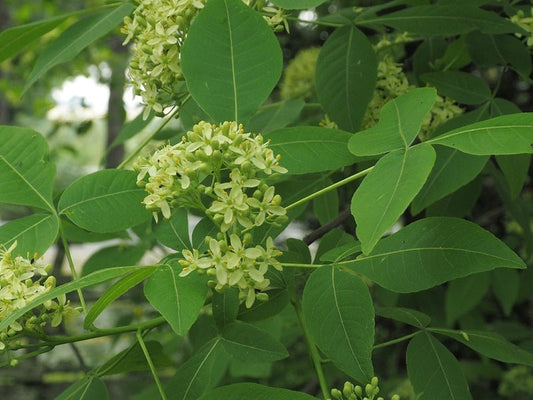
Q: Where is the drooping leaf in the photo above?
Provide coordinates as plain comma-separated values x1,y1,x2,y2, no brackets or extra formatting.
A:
270,0,326,9
23,4,135,93
212,287,239,329
0,126,55,212
431,328,533,366
349,88,437,156
248,100,305,134
375,307,431,329
82,244,146,276
427,113,533,155
445,272,490,325
0,266,146,332
58,169,151,233
352,144,436,254
56,375,109,400
302,266,374,382
411,147,488,215
97,341,172,376
144,261,208,336
221,321,288,363
181,0,282,123
347,217,525,293
165,338,228,400
198,383,318,400
358,5,523,35
0,213,59,257
407,333,473,400
153,207,192,251
265,127,358,174
421,71,492,105
491,269,520,316
315,25,377,131
84,268,156,329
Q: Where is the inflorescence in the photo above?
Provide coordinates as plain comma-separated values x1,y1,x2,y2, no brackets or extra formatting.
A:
134,121,288,307
331,377,400,400
0,242,79,351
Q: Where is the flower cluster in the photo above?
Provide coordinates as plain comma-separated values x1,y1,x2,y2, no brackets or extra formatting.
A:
122,0,207,118
135,121,287,307
362,55,463,139
123,0,288,117
0,242,79,351
280,47,320,101
510,7,533,47
331,377,400,400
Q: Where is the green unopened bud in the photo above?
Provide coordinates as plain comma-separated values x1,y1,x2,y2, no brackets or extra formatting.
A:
343,382,354,398
44,276,56,289
271,194,282,206
371,377,379,387
354,386,363,396
9,359,18,367
242,233,253,246
391,396,400,400
365,384,373,396
331,388,343,400
256,292,269,302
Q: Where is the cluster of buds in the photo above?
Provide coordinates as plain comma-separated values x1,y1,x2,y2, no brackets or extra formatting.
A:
0,242,79,351
510,7,533,47
331,377,400,400
135,121,287,307
280,47,320,100
122,0,288,117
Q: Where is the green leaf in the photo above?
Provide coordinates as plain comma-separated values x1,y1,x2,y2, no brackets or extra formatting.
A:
426,177,482,218
313,178,339,225
302,266,374,382
55,375,109,400
431,329,533,366
315,228,357,263
144,261,208,336
315,25,377,131
347,217,525,293
23,4,134,94
433,37,471,71
445,272,490,325
421,71,492,105
496,151,530,199
165,338,228,400
221,321,288,363
349,88,437,156
359,5,523,35
491,269,520,316
411,147,488,215
237,289,289,322
0,213,59,257
97,341,173,376
82,244,146,276
192,217,218,252
352,144,436,254
181,0,282,123
212,287,239,329
248,100,305,134
199,383,318,400
466,32,532,78
153,208,192,251
0,126,55,212
270,0,326,9
265,127,357,174
427,113,533,155
407,333,473,400
58,169,151,233
84,268,156,329
0,266,145,333
375,306,431,329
